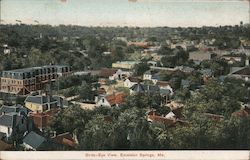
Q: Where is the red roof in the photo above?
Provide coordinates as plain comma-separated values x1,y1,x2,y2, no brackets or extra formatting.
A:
100,68,117,78
156,81,169,87
29,109,60,130
148,114,176,126
232,107,250,118
53,132,78,148
105,92,126,106
147,110,189,127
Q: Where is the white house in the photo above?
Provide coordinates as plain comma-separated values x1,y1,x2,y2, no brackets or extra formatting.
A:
124,77,141,88
109,69,132,81
0,113,28,139
143,70,153,80
95,92,126,107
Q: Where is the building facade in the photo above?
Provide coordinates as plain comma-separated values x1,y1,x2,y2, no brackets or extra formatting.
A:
0,65,72,95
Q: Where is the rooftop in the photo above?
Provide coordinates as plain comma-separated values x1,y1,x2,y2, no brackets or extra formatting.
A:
25,95,57,105
23,131,47,150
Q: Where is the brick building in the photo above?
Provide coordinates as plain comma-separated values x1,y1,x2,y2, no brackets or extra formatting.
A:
0,65,71,95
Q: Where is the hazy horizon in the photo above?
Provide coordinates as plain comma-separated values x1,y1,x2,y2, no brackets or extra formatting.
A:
1,0,249,27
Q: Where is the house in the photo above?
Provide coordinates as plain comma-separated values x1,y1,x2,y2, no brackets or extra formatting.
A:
129,83,160,95
147,110,176,126
29,109,60,131
53,96,69,108
112,61,140,70
147,61,157,67
23,131,49,151
165,107,184,120
160,89,173,104
25,95,58,113
52,132,78,149
143,70,153,80
166,101,184,110
232,104,250,118
189,51,213,62
228,66,250,82
95,92,127,107
177,66,195,74
151,53,164,61
156,81,173,92
0,104,29,116
124,77,141,88
147,110,188,127
100,68,131,80
0,65,72,95
100,68,118,79
0,113,28,140
221,55,243,64
143,70,160,83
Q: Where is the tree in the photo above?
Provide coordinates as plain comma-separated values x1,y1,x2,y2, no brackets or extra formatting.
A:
78,82,96,102
80,115,115,150
47,105,91,135
134,63,150,76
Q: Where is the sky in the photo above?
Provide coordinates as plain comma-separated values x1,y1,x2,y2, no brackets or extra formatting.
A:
0,0,249,27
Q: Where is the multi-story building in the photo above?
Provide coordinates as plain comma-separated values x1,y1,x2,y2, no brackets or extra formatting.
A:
0,65,72,95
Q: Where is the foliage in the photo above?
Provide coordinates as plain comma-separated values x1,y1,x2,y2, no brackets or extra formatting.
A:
134,63,150,76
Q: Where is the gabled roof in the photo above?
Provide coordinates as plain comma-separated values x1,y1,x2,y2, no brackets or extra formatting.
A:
29,109,59,129
52,132,77,148
126,77,142,83
25,95,57,105
100,68,117,78
231,67,250,76
105,92,126,106
0,114,24,128
130,84,160,93
148,114,176,126
156,81,169,87
172,107,184,119
232,106,250,118
23,131,47,150
0,104,28,115
130,83,145,93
